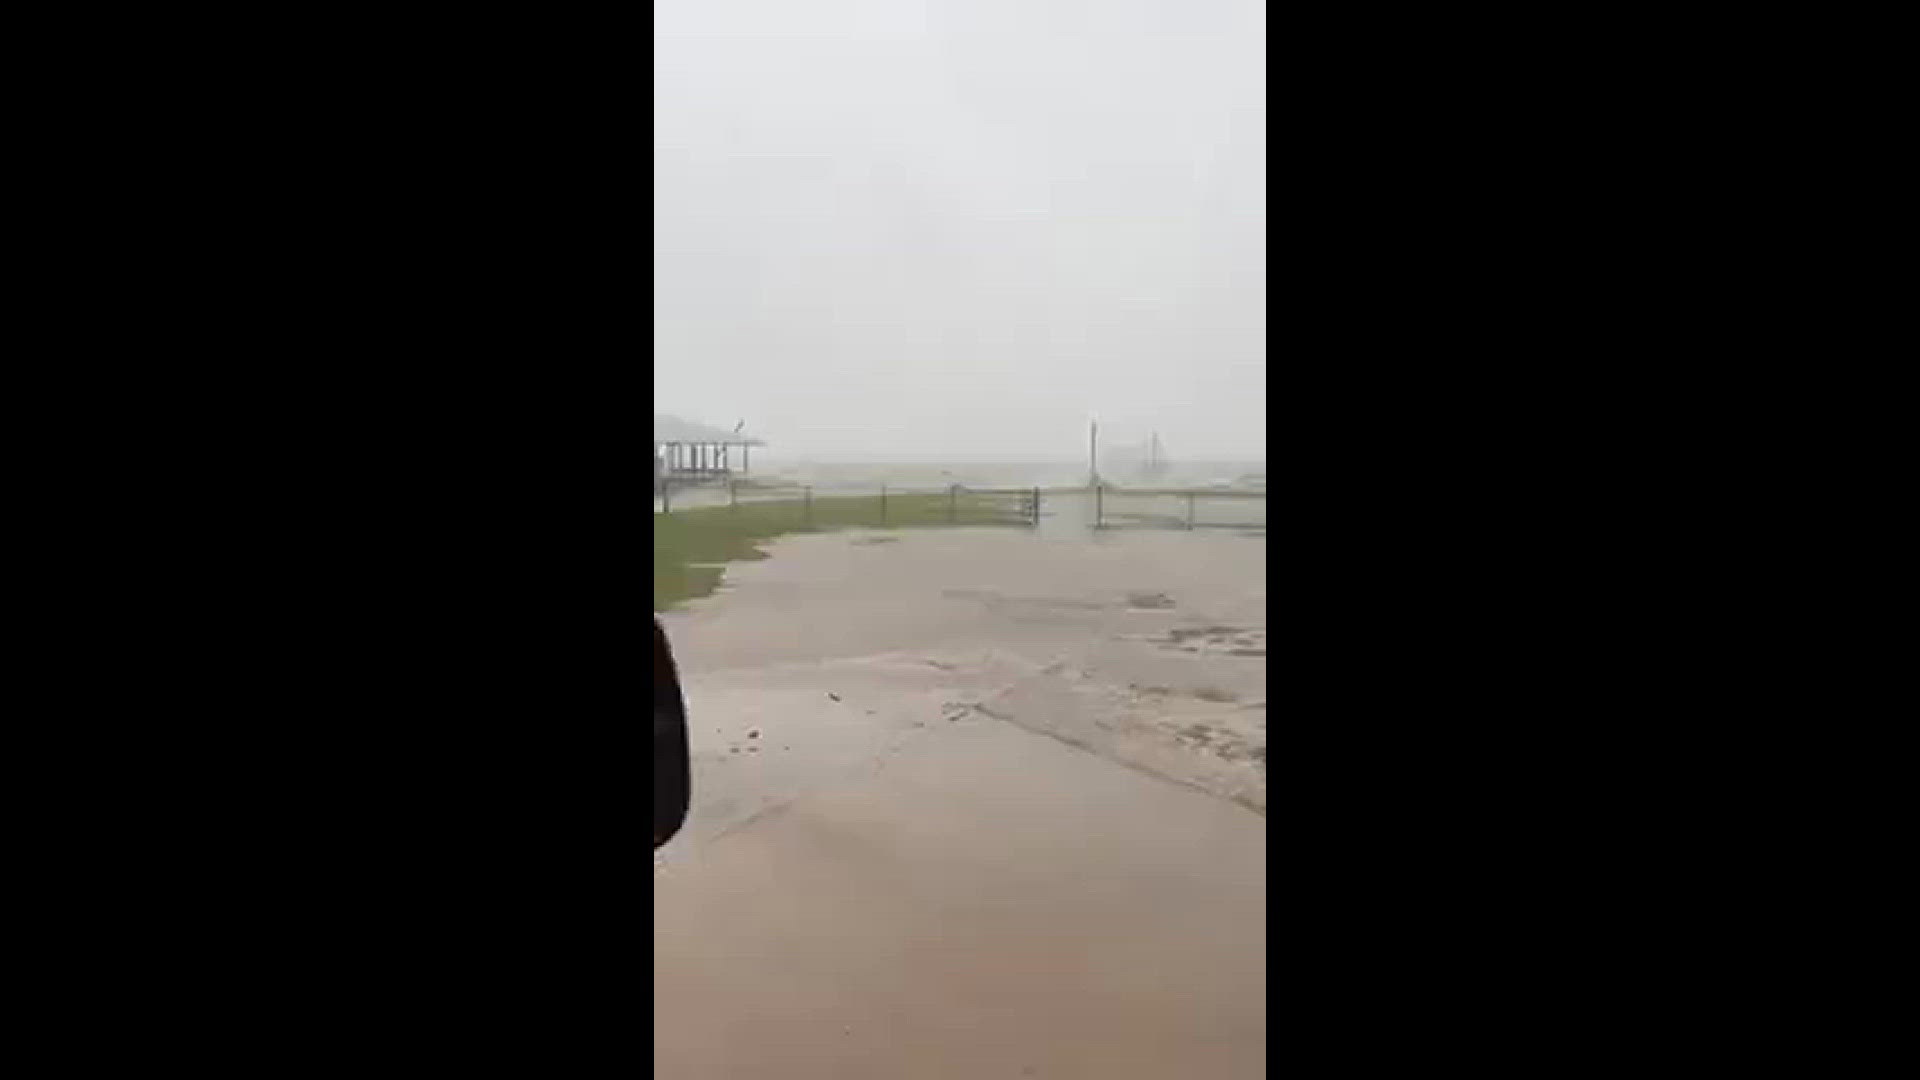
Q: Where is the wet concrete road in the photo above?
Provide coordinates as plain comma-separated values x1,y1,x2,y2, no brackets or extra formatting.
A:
655,528,1265,1078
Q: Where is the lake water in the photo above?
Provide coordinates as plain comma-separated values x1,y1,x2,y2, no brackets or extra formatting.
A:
655,459,1266,513
744,459,1265,492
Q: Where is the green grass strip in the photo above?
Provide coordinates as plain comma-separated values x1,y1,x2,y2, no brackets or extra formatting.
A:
653,493,1024,612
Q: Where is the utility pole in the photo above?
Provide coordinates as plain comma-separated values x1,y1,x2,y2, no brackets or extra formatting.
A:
1089,419,1099,488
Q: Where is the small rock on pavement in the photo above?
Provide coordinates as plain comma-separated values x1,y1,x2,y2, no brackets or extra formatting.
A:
747,729,759,739
828,692,841,701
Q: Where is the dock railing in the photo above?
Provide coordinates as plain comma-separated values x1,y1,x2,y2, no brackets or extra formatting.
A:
1087,485,1267,530
655,478,1266,532
655,479,1041,527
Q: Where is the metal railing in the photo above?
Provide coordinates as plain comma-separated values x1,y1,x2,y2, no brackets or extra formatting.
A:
655,478,1265,532
655,479,1041,527
1090,485,1267,530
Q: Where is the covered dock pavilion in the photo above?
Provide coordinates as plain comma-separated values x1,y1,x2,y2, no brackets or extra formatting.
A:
654,414,765,485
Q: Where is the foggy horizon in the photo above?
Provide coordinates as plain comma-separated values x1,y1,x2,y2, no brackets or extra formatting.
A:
741,437,1264,468
654,0,1266,462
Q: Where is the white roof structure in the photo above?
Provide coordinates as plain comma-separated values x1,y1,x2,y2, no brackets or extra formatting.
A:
653,414,765,446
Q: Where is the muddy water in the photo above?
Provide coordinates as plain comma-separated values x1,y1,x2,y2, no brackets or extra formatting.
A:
655,527,1266,1078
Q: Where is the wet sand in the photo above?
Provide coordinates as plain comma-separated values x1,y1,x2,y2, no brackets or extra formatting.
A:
655,527,1266,1078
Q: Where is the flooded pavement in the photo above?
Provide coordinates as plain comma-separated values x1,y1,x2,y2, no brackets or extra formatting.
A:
655,527,1266,1078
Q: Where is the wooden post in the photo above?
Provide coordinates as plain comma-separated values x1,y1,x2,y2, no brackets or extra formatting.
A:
1095,484,1103,529
1032,486,1041,527
661,477,671,514
1187,492,1196,530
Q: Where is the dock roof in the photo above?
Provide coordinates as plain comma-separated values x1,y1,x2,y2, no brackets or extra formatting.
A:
653,414,765,446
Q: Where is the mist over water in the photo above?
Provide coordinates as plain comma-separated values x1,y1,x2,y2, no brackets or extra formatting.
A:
742,457,1264,493
654,0,1265,463
653,0,1268,518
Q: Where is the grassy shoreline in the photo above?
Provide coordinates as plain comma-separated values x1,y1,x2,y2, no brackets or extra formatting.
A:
653,492,1024,611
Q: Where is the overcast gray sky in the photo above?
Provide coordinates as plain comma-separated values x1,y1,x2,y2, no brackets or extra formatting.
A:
654,0,1265,462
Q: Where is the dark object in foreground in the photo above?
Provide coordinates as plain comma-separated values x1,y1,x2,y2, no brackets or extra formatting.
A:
655,619,691,848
